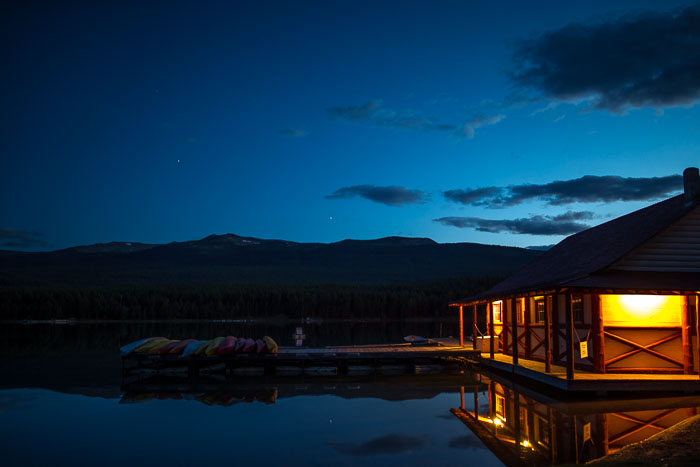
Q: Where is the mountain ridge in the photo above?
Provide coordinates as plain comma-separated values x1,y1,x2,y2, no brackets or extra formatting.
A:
0,233,541,286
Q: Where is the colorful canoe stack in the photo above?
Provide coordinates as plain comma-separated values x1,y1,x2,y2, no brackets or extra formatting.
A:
120,336,279,357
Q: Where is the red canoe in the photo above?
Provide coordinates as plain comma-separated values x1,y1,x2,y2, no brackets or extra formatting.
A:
217,336,238,355
243,338,256,353
168,339,197,355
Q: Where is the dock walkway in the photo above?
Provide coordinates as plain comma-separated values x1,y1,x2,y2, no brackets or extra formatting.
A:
471,352,700,393
122,339,479,378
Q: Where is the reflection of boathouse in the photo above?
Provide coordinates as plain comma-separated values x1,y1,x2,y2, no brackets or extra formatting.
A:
451,168,700,389
452,372,700,465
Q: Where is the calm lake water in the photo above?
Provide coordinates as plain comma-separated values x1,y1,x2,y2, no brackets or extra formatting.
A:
2,322,699,466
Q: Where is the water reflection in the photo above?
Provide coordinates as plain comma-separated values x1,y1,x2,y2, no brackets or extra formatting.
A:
451,371,700,465
3,321,700,466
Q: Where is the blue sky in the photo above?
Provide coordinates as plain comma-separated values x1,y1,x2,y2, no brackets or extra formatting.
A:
2,1,699,250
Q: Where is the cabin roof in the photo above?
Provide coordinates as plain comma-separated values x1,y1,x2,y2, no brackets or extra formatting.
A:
451,193,700,305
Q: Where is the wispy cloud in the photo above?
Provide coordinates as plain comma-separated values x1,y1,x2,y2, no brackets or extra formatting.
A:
278,128,307,137
328,100,505,138
529,101,558,116
326,185,428,207
0,228,49,249
329,434,425,456
433,211,595,235
512,5,700,112
444,174,682,208
459,114,505,139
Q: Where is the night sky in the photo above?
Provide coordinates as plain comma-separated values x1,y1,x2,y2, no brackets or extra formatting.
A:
2,1,699,251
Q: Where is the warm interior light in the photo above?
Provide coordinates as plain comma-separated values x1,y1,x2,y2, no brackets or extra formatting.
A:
493,418,503,426
521,440,530,447
601,294,682,327
492,300,503,323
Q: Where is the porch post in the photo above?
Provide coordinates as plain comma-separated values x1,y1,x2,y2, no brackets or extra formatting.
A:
565,293,575,380
459,305,464,347
524,297,532,358
552,295,560,364
489,302,495,359
591,293,605,373
696,295,699,377
511,297,519,366
472,304,478,351
544,295,552,373
682,296,692,374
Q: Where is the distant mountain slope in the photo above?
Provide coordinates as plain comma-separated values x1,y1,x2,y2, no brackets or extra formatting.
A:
0,233,541,286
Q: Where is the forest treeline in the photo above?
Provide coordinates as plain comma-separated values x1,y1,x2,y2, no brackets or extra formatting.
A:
0,277,500,321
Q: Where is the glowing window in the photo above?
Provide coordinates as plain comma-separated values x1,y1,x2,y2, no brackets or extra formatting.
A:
492,301,502,323
601,295,683,327
495,394,506,420
516,299,524,324
537,416,550,447
535,297,545,323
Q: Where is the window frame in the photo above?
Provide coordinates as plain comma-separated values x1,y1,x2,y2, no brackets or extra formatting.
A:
492,300,502,323
572,295,584,324
535,297,545,324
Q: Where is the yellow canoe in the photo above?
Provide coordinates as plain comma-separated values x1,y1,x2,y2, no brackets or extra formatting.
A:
263,336,278,354
205,336,225,355
134,337,168,353
147,339,177,354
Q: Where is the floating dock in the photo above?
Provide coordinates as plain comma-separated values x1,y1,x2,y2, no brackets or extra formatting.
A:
122,339,480,378
464,351,700,394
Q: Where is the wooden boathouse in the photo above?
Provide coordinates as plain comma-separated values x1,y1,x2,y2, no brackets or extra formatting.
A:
450,167,700,389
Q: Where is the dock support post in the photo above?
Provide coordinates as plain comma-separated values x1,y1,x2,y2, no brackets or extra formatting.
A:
682,295,692,374
472,304,478,351
511,298,518,366
460,386,465,410
565,294,575,380
544,295,552,373
489,302,495,360
473,386,479,418
592,294,605,373
459,305,464,347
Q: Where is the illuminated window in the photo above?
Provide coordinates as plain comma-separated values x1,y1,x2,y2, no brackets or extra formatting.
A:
493,301,502,323
601,295,683,327
535,298,545,323
537,416,550,447
516,299,524,324
495,394,506,420
572,296,583,323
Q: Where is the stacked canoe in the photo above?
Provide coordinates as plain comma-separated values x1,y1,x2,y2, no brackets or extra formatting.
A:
120,336,278,357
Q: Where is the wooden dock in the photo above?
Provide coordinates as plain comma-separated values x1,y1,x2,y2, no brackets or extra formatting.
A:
122,340,480,378
468,352,700,393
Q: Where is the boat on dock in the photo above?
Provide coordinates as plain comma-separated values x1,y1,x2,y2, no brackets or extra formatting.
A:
121,338,479,379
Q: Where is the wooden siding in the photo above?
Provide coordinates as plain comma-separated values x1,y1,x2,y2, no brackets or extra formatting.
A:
611,205,700,272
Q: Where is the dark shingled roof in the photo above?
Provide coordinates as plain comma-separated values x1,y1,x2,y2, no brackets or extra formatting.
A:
452,193,700,305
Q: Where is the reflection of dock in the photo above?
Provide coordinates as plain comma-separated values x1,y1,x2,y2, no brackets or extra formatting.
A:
122,339,478,378
452,371,700,465
120,373,480,406
465,352,700,393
